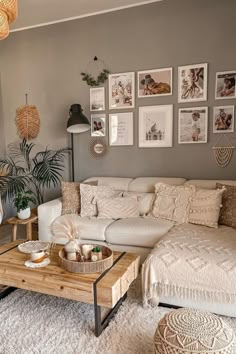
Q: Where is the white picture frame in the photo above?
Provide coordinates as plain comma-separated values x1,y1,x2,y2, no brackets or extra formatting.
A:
91,114,106,137
215,71,236,100
139,105,173,148
178,63,208,103
213,106,234,133
137,67,173,98
109,112,133,146
178,107,208,144
109,72,135,109
90,87,105,111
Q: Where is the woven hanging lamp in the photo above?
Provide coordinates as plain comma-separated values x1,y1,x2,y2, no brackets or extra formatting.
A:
0,0,18,40
16,94,40,140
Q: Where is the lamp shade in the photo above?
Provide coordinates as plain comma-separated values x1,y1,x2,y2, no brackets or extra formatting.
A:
67,104,90,134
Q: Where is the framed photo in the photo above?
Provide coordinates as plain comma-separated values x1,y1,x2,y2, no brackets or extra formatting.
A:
138,67,172,97
90,87,105,111
178,63,208,103
139,105,173,148
109,72,135,109
109,112,133,146
213,106,234,133
178,107,208,144
215,71,236,99
91,114,106,137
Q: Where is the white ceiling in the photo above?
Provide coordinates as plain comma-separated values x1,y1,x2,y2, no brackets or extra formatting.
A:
11,0,163,32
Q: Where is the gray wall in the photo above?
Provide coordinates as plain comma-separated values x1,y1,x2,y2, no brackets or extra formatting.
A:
0,0,236,182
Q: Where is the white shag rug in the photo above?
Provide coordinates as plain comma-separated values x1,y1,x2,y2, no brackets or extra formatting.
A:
0,279,236,354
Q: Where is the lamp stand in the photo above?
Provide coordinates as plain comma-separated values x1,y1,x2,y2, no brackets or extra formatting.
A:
71,133,75,182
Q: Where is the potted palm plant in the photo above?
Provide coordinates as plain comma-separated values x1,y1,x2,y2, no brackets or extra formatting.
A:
0,139,70,206
13,190,36,219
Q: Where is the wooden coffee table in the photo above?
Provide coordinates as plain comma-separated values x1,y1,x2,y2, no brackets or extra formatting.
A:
0,241,140,336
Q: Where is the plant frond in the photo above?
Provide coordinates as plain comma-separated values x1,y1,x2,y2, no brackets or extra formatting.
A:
8,139,35,171
0,157,26,176
0,175,30,202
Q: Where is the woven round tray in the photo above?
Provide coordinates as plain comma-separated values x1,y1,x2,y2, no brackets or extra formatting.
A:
58,246,113,273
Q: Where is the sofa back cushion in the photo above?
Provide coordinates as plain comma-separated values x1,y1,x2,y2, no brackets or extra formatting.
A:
128,177,186,193
83,177,133,191
97,197,139,220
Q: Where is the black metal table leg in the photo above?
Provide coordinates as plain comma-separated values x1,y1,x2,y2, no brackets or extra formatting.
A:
0,287,16,300
93,252,127,337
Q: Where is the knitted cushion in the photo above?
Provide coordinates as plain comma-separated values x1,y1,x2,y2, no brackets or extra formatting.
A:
154,308,236,354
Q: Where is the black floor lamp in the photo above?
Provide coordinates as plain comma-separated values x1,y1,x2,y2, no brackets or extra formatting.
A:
66,104,90,182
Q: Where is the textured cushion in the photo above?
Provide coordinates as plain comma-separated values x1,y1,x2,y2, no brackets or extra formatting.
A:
123,192,154,216
185,179,236,190
217,183,236,229
188,188,224,228
105,217,174,248
151,183,195,224
61,180,97,215
97,197,139,219
129,177,186,193
154,308,236,354
80,184,116,217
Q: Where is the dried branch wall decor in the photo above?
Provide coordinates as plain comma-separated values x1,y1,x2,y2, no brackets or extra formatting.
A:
81,56,109,87
212,135,235,168
0,0,18,40
16,94,40,140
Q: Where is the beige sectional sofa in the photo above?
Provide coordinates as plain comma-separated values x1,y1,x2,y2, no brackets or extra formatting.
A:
38,176,236,317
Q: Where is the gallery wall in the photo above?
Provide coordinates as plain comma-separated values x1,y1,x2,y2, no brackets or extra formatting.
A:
0,0,236,184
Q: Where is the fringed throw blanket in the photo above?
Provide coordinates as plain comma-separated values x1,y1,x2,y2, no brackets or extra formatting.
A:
142,223,236,305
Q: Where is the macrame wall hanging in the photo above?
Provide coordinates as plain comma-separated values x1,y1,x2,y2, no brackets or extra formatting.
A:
212,135,235,168
81,56,109,87
16,94,40,140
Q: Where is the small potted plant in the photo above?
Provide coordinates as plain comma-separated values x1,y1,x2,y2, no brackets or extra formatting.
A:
13,191,36,220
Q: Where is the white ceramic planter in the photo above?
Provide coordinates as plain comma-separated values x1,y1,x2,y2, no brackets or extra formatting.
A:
17,207,31,220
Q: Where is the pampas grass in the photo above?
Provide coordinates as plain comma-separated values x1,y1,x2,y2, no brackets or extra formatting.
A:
50,214,80,243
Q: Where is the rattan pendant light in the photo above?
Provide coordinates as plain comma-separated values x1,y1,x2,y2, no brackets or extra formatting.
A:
0,0,18,40
16,94,40,140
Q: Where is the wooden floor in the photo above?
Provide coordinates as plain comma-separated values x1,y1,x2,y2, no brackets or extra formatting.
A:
0,224,38,246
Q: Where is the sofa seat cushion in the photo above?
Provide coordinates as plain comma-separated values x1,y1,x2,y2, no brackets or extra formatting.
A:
77,217,115,241
105,217,174,248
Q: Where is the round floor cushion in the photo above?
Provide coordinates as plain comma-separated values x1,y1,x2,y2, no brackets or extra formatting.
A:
154,308,236,354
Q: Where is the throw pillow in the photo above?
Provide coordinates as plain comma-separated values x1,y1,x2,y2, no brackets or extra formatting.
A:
188,188,224,228
80,184,116,217
216,183,236,229
151,183,195,224
123,192,155,216
61,180,97,215
97,197,139,219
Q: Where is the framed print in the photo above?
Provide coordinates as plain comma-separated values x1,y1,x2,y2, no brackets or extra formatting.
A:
178,63,208,103
109,112,133,146
109,72,135,109
139,105,173,148
90,87,105,111
215,71,236,99
178,107,208,144
91,114,106,137
213,106,234,133
138,67,172,97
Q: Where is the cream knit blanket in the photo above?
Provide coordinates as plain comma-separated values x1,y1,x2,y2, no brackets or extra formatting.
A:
142,223,236,305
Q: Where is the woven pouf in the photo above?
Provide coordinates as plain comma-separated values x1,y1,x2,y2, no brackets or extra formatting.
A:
154,308,236,354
